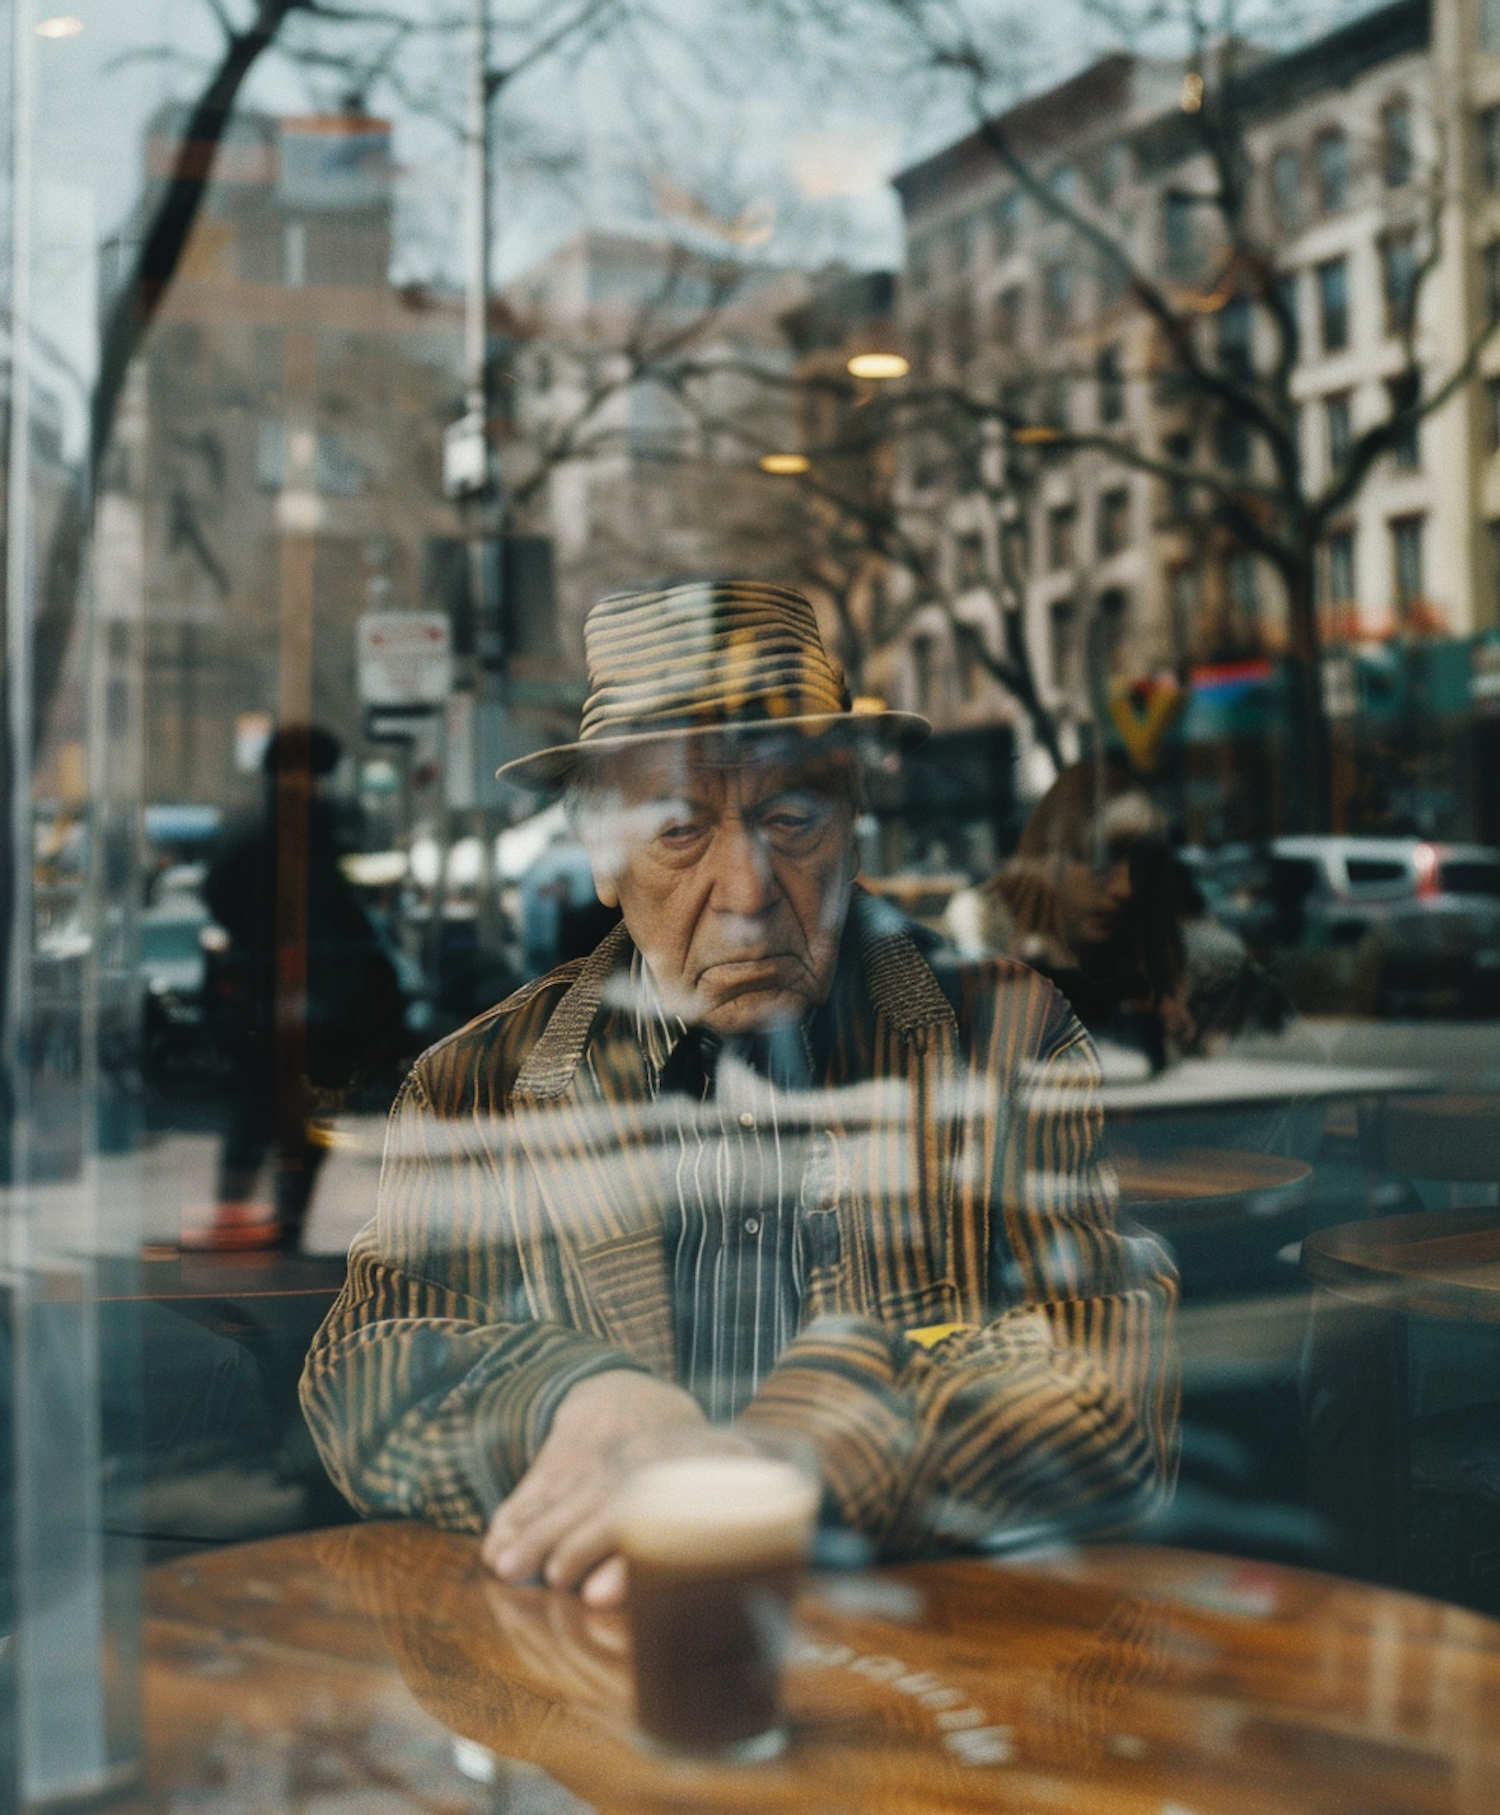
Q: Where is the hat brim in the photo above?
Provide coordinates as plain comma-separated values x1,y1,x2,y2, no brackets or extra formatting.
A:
496,709,931,792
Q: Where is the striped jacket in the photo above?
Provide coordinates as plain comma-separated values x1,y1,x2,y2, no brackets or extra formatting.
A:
301,891,1178,1552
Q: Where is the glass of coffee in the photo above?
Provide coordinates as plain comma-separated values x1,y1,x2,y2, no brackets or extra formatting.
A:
617,1455,820,1761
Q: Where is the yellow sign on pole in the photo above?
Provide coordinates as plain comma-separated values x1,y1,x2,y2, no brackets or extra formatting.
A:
1109,675,1187,773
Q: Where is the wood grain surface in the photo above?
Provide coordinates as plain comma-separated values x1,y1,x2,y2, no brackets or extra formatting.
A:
1112,1147,1312,1220
132,1522,1500,1813
1375,1095,1500,1184
1303,1211,1500,1324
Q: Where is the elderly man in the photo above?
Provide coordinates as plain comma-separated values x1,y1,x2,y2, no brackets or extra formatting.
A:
302,581,1177,1606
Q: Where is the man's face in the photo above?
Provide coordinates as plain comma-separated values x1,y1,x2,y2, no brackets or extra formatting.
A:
579,740,858,1036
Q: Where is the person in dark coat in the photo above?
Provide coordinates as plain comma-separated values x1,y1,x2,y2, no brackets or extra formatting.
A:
194,726,405,1251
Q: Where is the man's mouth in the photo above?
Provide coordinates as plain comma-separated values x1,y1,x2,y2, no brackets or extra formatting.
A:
697,955,793,990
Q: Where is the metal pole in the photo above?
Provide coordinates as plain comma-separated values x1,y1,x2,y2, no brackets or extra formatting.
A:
464,0,504,972
463,0,490,439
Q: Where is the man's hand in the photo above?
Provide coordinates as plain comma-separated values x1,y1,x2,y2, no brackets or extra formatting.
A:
480,1370,756,1607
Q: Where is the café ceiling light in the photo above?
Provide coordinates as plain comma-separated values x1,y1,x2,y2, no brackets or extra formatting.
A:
759,452,811,475
1180,70,1204,113
36,14,85,37
847,351,909,380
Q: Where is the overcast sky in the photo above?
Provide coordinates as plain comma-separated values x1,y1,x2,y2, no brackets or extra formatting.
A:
24,0,1376,344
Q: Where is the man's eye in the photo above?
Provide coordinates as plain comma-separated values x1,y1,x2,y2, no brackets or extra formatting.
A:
657,821,704,846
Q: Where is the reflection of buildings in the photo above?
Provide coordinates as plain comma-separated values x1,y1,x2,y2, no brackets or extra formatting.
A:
502,230,810,687
888,0,1490,785
107,106,469,806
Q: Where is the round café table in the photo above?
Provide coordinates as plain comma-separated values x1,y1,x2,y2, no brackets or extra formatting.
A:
133,1522,1500,1813
1302,1211,1500,1592
1112,1147,1313,1232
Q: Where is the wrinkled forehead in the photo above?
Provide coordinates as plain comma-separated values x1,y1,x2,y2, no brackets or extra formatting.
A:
579,735,856,807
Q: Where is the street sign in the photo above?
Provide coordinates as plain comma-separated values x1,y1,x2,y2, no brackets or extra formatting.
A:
357,611,451,707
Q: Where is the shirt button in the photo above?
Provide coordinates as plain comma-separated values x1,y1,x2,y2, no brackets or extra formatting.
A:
738,1110,756,1130
744,1216,761,1235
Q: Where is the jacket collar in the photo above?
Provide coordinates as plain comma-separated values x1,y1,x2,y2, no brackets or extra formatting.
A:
511,887,956,1104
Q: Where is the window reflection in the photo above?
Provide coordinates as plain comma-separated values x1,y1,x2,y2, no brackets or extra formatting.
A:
6,0,1500,1805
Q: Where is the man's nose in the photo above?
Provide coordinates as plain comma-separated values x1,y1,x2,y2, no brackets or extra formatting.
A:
708,820,778,915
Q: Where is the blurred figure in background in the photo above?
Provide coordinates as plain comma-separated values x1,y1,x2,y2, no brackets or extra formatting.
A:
192,726,407,1252
947,759,1284,1070
518,822,617,978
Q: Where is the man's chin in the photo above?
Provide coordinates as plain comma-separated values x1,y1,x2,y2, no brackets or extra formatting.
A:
694,962,814,1035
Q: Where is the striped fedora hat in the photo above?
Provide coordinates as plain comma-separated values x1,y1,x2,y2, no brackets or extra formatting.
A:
497,579,929,789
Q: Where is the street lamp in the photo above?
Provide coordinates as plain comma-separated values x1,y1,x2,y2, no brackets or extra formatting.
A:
846,351,909,380
759,452,811,475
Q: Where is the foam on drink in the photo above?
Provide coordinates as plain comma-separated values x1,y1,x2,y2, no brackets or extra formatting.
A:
617,1457,820,1570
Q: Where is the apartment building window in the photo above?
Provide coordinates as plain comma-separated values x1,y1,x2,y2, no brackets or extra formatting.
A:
1324,390,1352,472
1270,147,1302,229
1391,513,1425,613
1317,256,1349,352
1227,551,1260,628
1479,105,1500,192
1380,229,1420,337
1483,240,1500,322
1219,294,1253,375
1314,129,1349,213
910,635,937,712
1039,372,1070,431
1485,373,1500,452
1163,191,1198,276
1098,486,1130,557
954,623,987,701
1047,504,1077,570
1096,587,1129,667
1042,261,1074,333
956,532,985,589
1274,271,1301,363
1381,98,1413,188
991,191,1020,258
949,213,976,274
1169,565,1199,636
993,285,1024,349
1049,599,1080,692
1097,344,1125,424
1386,374,1420,469
1325,527,1357,611
908,233,933,291
947,291,976,368
1484,0,1500,54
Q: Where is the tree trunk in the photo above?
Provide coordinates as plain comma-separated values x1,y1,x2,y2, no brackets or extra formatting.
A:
1282,554,1332,833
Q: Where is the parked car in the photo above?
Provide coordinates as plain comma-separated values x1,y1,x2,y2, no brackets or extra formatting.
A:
141,890,228,1095
1267,837,1500,1018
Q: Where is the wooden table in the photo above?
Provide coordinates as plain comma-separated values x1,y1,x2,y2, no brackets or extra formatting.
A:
1097,1057,1433,1115
1114,1147,1312,1231
1302,1212,1500,1589
1303,1211,1500,1323
129,1523,1500,1813
1364,1093,1500,1184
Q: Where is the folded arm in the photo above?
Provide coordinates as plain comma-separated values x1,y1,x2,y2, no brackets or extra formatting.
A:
300,1072,652,1532
738,993,1178,1555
